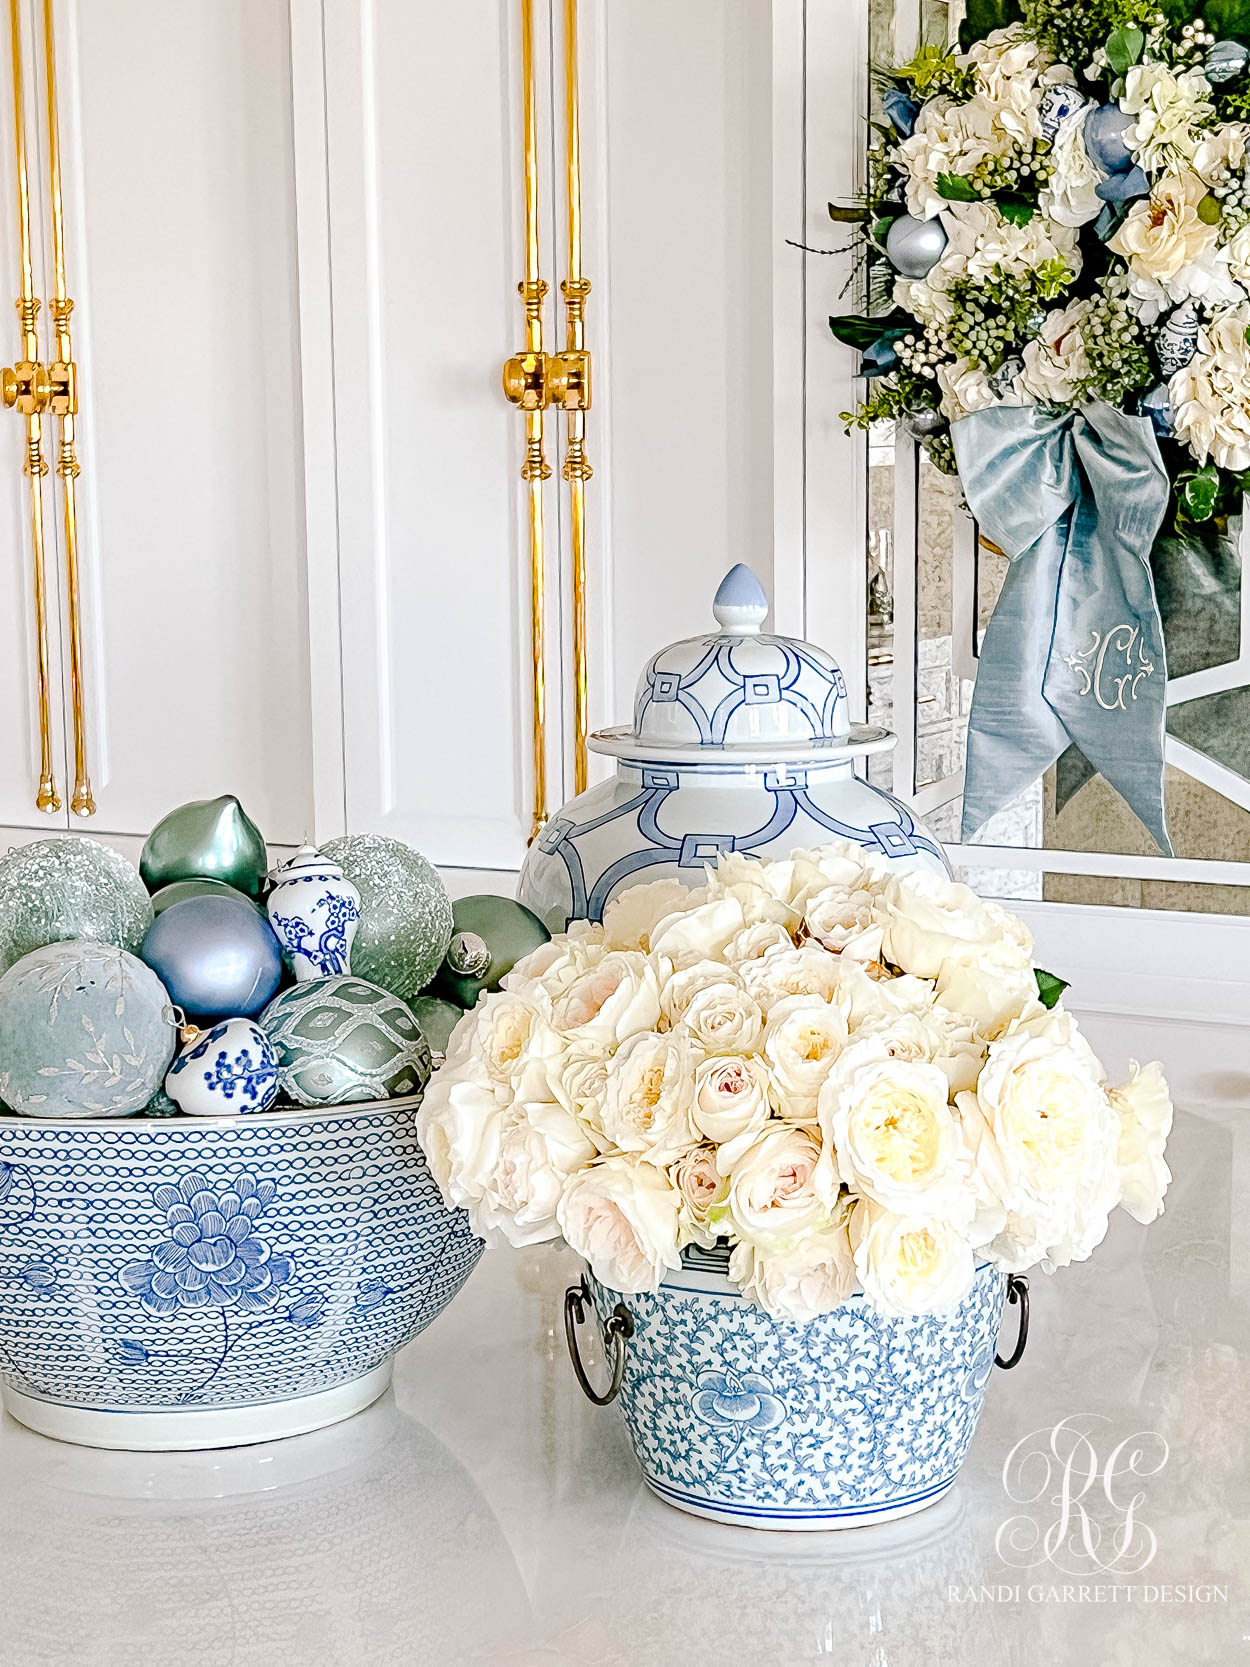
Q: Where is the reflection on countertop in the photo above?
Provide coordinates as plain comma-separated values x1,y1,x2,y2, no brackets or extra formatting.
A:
2,1014,1248,1666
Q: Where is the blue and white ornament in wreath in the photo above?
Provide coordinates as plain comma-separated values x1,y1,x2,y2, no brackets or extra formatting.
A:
265,845,362,981
165,1019,281,1116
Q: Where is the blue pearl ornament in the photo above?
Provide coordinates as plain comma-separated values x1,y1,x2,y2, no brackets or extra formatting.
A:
884,213,948,280
1084,103,1134,175
140,893,284,1021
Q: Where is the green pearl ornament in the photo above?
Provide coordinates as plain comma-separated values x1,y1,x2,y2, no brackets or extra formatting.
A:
410,994,467,1057
140,795,268,899
433,894,550,1009
150,878,262,915
0,837,152,975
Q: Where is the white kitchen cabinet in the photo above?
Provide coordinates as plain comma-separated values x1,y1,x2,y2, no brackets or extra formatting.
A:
0,0,313,848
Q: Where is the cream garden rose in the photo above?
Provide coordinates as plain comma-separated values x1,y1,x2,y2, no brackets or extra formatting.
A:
678,979,765,1056
762,995,851,1121
819,1039,973,1217
722,1123,831,1245
691,1055,772,1164
597,1030,697,1162
1109,1059,1174,1224
729,1209,856,1322
879,870,1006,979
475,1099,598,1245
550,950,662,1048
1109,172,1240,312
557,1156,683,1294
670,1144,730,1248
850,1200,976,1319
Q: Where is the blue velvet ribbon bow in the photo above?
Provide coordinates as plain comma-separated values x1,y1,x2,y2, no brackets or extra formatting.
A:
951,402,1173,855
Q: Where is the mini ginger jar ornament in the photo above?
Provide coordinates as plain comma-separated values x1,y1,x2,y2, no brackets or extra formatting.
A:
518,565,947,930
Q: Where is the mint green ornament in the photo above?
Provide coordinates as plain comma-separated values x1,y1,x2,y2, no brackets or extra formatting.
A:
260,975,432,1106
150,878,261,915
140,795,268,899
432,894,549,1009
0,837,152,975
321,834,452,1005
0,941,177,1118
410,995,466,1058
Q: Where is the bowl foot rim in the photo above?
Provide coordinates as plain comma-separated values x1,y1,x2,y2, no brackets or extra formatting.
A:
641,1471,957,1532
1,1361,394,1452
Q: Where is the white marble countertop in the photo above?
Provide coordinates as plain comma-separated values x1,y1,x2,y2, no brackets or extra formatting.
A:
2,1011,1247,1666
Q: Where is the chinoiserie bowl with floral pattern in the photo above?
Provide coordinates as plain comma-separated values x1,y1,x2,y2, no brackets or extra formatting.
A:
0,1096,481,1450
570,1243,1022,1531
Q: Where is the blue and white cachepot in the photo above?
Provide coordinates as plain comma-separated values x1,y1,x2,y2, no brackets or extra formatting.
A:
265,844,362,980
573,1245,1015,1531
518,565,946,930
0,1097,481,1450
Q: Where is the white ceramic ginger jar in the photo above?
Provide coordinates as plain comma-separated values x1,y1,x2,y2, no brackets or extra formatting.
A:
518,564,946,929
265,845,361,980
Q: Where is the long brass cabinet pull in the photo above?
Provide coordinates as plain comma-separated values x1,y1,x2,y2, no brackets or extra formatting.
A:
503,0,593,837
1,0,93,817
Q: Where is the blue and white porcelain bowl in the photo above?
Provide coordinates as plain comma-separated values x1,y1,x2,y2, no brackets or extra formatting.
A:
578,1246,1011,1531
519,565,946,930
0,1097,481,1450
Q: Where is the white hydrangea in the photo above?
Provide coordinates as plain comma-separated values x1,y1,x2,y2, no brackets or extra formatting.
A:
1121,62,1215,174
1171,302,1250,470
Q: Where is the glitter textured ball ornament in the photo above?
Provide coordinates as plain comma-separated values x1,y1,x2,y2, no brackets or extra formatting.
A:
165,1018,280,1116
433,895,550,1009
1206,40,1249,83
0,941,177,1119
260,976,432,1107
884,213,947,279
140,894,284,1021
320,835,452,1005
0,837,153,975
140,795,268,899
410,995,466,1058
150,878,262,916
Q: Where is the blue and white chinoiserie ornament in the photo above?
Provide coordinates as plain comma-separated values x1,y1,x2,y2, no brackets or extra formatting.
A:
165,1018,281,1116
265,845,362,981
1038,82,1087,142
518,565,947,930
1156,301,1200,379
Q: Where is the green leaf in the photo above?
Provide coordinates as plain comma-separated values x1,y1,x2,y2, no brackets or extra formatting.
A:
1105,25,1145,79
1198,193,1223,226
957,0,1023,49
1034,969,1069,1011
1181,464,1221,522
936,171,979,202
828,202,868,224
996,195,1036,227
829,310,904,349
1206,0,1250,45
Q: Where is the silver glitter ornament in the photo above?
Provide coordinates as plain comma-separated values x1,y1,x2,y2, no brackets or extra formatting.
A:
320,834,452,1005
0,837,153,975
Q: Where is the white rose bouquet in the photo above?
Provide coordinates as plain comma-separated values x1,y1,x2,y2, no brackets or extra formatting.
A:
417,842,1173,1323
833,0,1250,525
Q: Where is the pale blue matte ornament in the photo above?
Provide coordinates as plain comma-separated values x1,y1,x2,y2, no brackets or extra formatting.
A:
1206,40,1249,83
140,894,284,1021
1084,103,1133,174
0,941,177,1118
884,213,947,279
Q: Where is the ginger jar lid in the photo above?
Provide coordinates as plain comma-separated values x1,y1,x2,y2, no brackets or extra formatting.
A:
589,565,893,765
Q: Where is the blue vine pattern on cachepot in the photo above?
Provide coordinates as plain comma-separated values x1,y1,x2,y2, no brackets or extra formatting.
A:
588,1244,1006,1530
0,1101,481,1439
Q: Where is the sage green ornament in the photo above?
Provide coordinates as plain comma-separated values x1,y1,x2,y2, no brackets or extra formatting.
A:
410,994,466,1058
150,877,262,915
433,894,550,1009
140,795,268,899
0,941,177,1118
260,975,432,1106
321,834,452,1005
0,837,153,975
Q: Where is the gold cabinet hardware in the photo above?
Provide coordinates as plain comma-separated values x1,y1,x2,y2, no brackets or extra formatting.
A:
503,0,594,828
2,0,93,816
5,0,57,812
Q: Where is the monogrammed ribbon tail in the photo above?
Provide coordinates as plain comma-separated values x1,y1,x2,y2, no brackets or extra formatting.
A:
951,402,1173,856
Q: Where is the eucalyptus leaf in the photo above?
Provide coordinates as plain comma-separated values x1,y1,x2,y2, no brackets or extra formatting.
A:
957,0,1023,49
1034,969,1069,1011
829,311,904,349
936,171,979,202
1105,25,1145,79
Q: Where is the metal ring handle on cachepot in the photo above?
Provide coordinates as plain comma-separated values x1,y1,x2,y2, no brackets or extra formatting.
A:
994,1274,1030,1371
564,1275,635,1406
